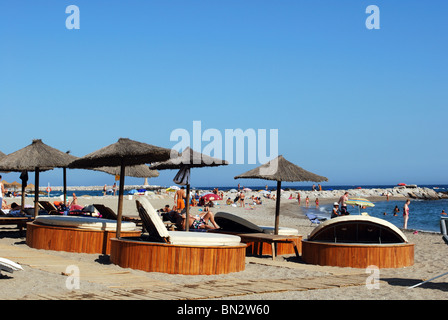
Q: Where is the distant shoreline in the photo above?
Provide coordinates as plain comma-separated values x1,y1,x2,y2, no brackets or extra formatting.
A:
34,185,448,201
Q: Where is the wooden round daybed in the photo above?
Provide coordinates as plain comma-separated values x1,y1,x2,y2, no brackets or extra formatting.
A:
109,197,247,275
26,216,141,254
110,236,247,275
301,216,414,268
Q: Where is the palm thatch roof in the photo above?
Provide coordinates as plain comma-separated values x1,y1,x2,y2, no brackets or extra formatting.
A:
0,150,5,159
234,155,328,182
150,147,228,170
0,139,77,172
68,138,172,169
94,165,159,178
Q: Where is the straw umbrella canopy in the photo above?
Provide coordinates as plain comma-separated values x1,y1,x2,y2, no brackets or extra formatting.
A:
94,164,159,179
234,155,328,235
0,139,77,217
150,147,228,231
68,138,172,238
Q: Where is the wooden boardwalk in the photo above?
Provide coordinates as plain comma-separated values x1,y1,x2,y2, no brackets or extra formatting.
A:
0,242,368,300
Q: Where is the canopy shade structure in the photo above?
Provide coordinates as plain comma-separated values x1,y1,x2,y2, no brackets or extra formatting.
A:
0,140,76,172
150,147,228,170
93,165,159,178
235,155,328,235
68,138,173,238
68,138,173,168
0,139,77,217
234,155,328,182
150,147,228,231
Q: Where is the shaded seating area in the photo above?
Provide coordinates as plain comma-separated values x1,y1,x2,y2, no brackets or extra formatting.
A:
109,197,247,275
212,211,302,259
302,215,414,268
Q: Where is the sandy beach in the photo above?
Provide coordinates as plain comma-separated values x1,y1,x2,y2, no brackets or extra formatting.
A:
1,189,448,302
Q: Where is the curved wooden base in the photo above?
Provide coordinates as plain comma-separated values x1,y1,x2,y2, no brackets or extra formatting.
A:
26,222,141,254
110,237,247,275
302,240,414,268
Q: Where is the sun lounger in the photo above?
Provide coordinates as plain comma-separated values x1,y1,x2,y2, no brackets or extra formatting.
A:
0,210,33,234
306,213,326,226
135,197,241,246
214,211,299,235
38,201,61,215
38,200,93,216
212,211,301,260
93,204,142,225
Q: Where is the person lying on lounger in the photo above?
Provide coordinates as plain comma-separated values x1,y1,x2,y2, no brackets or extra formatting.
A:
183,205,220,230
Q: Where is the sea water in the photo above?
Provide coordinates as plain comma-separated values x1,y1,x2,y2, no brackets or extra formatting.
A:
41,184,448,233
305,199,448,233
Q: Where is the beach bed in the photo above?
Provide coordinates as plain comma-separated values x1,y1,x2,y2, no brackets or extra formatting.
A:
301,215,414,268
109,198,247,275
26,215,141,254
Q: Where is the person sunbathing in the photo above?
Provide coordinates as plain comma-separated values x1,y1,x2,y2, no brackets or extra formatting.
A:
68,193,84,211
184,205,219,230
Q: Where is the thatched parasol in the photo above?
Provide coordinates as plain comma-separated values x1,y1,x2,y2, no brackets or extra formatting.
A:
68,138,172,238
94,165,159,179
150,147,228,231
0,139,77,217
234,155,328,235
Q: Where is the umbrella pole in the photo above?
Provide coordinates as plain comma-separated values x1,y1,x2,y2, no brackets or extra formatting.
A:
63,167,67,206
274,181,281,235
185,183,190,232
116,161,126,239
20,172,26,215
34,167,40,218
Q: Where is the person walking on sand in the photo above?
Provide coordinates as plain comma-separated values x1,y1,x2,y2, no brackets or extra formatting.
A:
239,191,245,208
403,199,410,229
297,193,301,206
305,196,309,208
103,184,107,196
174,187,186,212
315,198,319,208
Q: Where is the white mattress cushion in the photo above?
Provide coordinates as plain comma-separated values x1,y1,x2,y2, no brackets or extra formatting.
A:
167,231,241,246
260,226,299,236
35,215,137,231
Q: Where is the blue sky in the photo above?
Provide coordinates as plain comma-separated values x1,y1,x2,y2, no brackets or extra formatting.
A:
0,1,447,188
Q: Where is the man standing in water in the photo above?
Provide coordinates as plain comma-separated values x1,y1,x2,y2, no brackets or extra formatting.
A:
403,199,410,229
338,192,349,215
